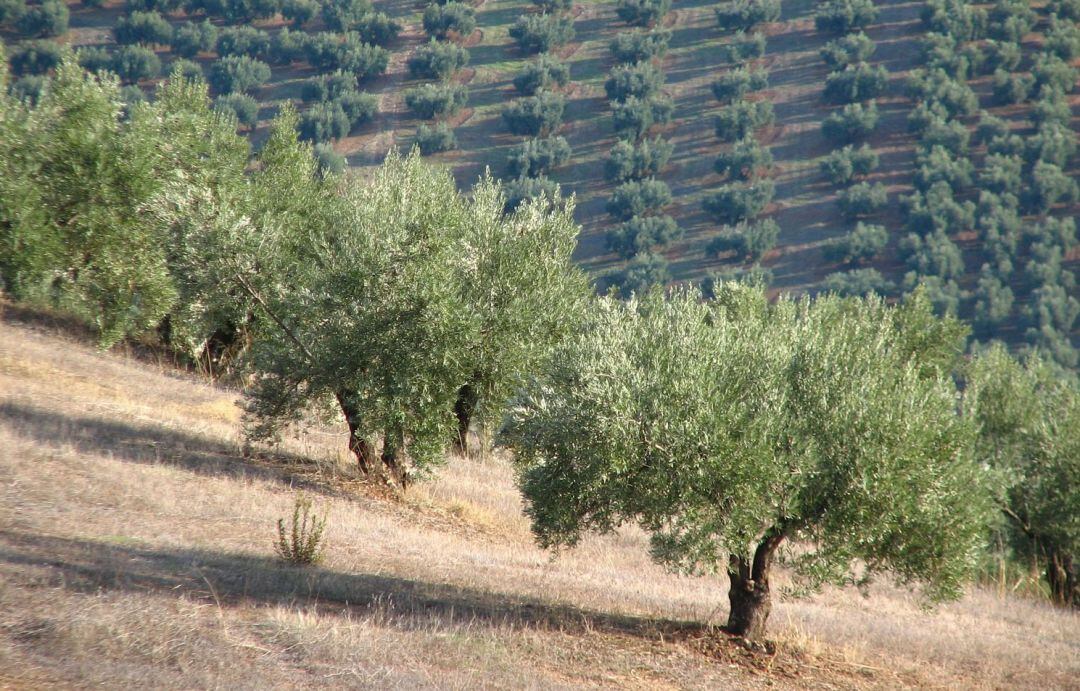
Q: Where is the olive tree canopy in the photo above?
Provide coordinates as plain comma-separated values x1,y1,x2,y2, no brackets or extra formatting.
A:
501,285,989,641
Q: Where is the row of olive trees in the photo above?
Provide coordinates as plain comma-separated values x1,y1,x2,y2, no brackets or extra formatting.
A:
0,55,588,486
813,4,890,297
700,0,778,282
903,0,1079,371
4,55,1076,641
406,0,474,155
499,0,578,210
602,0,678,295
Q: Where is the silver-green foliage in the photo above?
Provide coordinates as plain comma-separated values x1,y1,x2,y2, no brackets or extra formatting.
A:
0,56,247,347
966,346,1079,605
502,285,989,637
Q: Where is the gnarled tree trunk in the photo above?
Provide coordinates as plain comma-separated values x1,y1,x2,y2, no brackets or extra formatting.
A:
335,392,375,475
381,426,409,489
452,383,478,454
726,530,785,643
1046,548,1078,608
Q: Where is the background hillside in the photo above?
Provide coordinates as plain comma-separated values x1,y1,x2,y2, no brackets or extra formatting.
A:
2,0,1078,365
2,311,1079,688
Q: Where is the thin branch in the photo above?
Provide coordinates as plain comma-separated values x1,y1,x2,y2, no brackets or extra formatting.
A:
233,272,316,364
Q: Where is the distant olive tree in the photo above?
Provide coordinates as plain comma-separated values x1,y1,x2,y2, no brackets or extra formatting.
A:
502,91,565,136
612,95,673,140
404,83,468,120
609,29,671,63
506,136,571,178
513,55,570,95
605,61,665,102
616,0,671,27
715,0,780,31
114,10,174,46
814,0,877,33
509,14,575,53
604,137,672,181
407,39,469,80
706,218,779,262
502,286,988,642
605,214,681,258
819,143,878,185
702,179,774,223
966,346,1080,607
422,1,476,41
823,222,888,265
414,122,457,154
821,32,874,69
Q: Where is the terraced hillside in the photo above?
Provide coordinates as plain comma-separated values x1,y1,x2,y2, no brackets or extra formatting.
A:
3,0,1078,363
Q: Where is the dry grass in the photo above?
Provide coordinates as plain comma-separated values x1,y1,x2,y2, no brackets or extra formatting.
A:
1,315,1077,689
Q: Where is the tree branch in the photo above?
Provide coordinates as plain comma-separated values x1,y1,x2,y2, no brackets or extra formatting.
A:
1000,505,1034,538
233,272,316,364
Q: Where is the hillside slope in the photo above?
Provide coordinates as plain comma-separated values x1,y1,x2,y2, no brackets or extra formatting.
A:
1,312,1078,688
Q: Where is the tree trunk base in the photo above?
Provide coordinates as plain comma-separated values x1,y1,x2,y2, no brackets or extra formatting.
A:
725,574,772,643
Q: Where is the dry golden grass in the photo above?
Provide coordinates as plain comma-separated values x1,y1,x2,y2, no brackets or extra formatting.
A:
1,314,1077,689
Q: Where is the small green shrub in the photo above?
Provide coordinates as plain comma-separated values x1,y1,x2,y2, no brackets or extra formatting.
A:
275,494,327,566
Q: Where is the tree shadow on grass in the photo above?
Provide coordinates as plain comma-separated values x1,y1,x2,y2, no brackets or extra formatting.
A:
0,401,353,498
0,530,710,643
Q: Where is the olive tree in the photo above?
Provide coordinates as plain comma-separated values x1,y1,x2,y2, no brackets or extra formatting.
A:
404,83,468,119
814,0,877,33
609,29,671,63
114,10,174,46
501,286,988,642
607,251,670,297
706,219,779,262
715,0,780,31
612,95,673,140
208,55,271,94
414,122,456,154
711,67,767,102
821,32,874,69
16,0,68,37
407,39,469,80
160,131,585,484
606,178,671,221
502,91,565,136
509,14,575,54
506,136,571,178
422,1,476,41
616,0,670,27
605,214,681,258
819,143,878,185
604,137,672,181
823,222,888,265
821,100,878,143
513,55,569,95
714,135,772,180
966,346,1080,606
171,20,218,59
703,179,774,223
714,99,773,141
605,61,665,102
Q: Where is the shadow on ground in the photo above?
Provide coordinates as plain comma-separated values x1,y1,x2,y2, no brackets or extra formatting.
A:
0,401,355,498
0,530,711,645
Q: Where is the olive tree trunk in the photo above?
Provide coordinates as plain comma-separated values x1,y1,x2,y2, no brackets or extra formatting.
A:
381,426,409,489
335,392,375,475
452,383,479,454
1047,548,1078,608
726,531,785,642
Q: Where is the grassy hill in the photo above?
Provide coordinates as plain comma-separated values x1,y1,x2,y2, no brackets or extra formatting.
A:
2,305,1079,687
